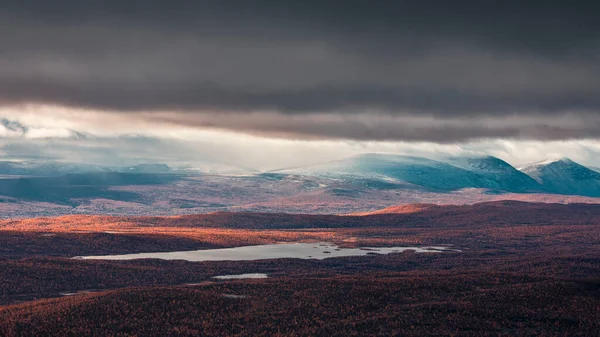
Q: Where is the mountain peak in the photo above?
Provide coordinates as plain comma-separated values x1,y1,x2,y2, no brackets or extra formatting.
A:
518,157,600,196
519,157,575,171
447,155,513,171
538,157,574,165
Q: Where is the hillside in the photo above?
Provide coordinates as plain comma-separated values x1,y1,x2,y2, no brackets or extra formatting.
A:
280,154,495,191
1,200,600,336
1,200,600,258
520,158,600,197
445,156,541,192
279,153,546,193
3,200,600,231
2,275,599,337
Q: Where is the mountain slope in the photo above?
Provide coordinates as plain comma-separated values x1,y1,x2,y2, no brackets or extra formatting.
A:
0,161,115,176
280,154,492,191
446,156,541,192
520,158,600,197
280,153,543,193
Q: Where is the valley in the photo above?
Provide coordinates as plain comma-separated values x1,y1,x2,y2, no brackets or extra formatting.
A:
3,3,598,335
1,156,600,336
1,201,599,335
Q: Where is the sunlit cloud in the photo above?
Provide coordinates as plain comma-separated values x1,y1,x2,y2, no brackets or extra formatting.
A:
1,105,600,170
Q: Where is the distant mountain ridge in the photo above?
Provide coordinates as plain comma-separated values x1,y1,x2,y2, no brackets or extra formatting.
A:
1,154,600,212
0,161,114,176
279,154,487,191
277,153,600,197
0,161,183,176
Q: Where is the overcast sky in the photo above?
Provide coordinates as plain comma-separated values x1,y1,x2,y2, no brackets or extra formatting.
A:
1,1,600,169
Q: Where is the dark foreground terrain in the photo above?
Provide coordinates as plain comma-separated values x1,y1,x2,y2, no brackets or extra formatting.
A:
2,274,599,336
0,201,599,336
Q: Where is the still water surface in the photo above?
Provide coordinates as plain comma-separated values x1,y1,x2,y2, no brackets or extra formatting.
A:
77,242,456,262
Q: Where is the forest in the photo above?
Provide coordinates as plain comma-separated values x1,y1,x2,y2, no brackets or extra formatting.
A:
0,201,599,335
1,273,599,336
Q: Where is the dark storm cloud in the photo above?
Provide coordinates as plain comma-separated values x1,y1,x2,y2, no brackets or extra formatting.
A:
1,0,600,140
142,111,600,142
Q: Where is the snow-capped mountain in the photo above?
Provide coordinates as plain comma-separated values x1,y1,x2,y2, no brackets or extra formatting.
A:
519,158,600,197
278,153,543,193
445,156,541,192
278,153,483,191
3,154,600,203
277,153,600,197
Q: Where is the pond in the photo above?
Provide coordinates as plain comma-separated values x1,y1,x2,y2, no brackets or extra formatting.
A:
76,242,457,262
213,273,269,279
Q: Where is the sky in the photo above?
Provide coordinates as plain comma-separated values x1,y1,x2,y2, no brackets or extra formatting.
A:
1,1,600,170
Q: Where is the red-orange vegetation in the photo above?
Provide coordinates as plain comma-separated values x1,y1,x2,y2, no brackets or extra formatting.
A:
1,273,599,336
349,203,435,215
1,201,600,335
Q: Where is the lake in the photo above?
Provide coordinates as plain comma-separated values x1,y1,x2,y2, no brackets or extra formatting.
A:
213,273,269,279
76,242,457,262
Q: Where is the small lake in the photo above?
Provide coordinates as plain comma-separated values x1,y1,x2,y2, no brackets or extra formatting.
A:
76,242,457,262
213,273,268,279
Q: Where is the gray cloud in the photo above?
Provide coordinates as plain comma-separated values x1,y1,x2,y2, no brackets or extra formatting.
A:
142,112,600,142
0,1,599,141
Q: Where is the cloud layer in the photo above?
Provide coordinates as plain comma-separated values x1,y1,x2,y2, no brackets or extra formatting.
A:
1,1,599,141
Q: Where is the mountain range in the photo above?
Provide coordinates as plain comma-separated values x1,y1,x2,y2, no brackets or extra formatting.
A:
0,162,174,176
1,154,600,218
277,153,600,197
0,161,249,176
